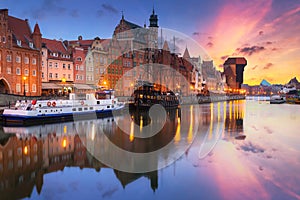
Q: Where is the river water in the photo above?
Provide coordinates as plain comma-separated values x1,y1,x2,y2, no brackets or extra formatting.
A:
0,99,299,200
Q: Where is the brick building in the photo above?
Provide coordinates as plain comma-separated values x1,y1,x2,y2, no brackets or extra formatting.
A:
0,9,42,96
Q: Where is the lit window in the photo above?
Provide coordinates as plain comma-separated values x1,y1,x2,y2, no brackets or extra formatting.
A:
7,67,11,74
16,84,21,92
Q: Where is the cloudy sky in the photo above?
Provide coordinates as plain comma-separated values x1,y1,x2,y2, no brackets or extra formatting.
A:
1,0,299,85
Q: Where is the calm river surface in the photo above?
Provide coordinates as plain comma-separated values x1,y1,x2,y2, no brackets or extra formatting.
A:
0,99,299,200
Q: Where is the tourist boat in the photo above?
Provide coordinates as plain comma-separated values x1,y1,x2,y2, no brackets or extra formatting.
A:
270,95,286,104
132,80,179,109
1,90,125,126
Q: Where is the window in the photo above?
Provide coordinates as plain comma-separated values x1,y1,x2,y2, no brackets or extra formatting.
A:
25,84,28,92
2,36,6,43
16,56,21,63
68,74,71,79
7,67,11,74
16,68,21,75
49,62,52,68
25,69,29,76
32,70,36,76
29,42,34,48
55,73,58,78
76,64,79,70
32,84,36,92
42,61,44,67
68,64,71,70
77,57,82,61
17,40,22,46
6,55,11,62
63,74,66,78
24,57,29,64
16,84,21,92
55,63,58,68
49,73,52,78
63,63,66,69
32,58,36,65
42,72,44,79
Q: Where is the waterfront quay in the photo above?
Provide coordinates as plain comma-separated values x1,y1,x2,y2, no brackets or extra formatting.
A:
0,99,299,199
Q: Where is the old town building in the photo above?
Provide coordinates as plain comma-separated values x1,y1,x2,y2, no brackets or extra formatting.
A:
41,38,73,95
0,9,42,96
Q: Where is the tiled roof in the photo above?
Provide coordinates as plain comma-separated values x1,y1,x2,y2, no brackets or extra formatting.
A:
8,16,33,49
42,38,68,54
123,19,141,29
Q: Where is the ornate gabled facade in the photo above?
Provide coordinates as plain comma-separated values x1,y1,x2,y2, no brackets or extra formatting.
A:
0,9,42,96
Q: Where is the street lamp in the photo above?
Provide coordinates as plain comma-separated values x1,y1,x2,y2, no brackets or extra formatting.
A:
61,78,66,96
23,76,27,96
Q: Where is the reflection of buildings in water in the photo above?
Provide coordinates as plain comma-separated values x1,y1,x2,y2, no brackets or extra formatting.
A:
0,119,161,199
198,100,245,142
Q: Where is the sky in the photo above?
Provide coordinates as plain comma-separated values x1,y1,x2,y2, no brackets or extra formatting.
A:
1,0,299,85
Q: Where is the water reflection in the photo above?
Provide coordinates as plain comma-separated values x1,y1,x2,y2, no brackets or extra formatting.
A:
5,101,300,199
0,100,248,199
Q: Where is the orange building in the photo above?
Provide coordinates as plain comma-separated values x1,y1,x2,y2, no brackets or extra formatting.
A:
0,9,42,96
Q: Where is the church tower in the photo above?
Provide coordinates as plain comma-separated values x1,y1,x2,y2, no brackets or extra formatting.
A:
148,8,158,49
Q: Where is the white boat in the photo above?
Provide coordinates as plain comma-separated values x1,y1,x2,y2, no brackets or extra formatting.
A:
1,90,125,126
270,95,285,104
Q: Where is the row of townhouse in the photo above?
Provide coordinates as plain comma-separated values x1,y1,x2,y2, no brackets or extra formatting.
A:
0,8,235,97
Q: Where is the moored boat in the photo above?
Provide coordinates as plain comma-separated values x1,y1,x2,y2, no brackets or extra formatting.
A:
270,95,286,104
133,80,179,109
1,90,125,126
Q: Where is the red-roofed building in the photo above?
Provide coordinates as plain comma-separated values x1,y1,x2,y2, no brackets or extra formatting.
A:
41,38,73,95
0,9,42,96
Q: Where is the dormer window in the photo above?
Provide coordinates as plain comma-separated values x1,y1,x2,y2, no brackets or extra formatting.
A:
29,42,33,48
17,40,22,46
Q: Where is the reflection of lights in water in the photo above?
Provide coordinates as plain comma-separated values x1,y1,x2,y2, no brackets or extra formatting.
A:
223,101,227,138
62,138,67,148
24,146,28,155
130,120,134,142
188,105,193,143
140,116,143,132
63,125,67,134
91,123,95,141
209,103,214,140
217,102,221,122
229,101,232,120
174,117,181,144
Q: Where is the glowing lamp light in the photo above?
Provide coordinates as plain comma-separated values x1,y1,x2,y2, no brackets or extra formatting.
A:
62,138,67,148
24,146,28,155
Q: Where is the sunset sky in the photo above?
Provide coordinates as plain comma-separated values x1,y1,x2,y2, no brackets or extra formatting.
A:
1,0,299,85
